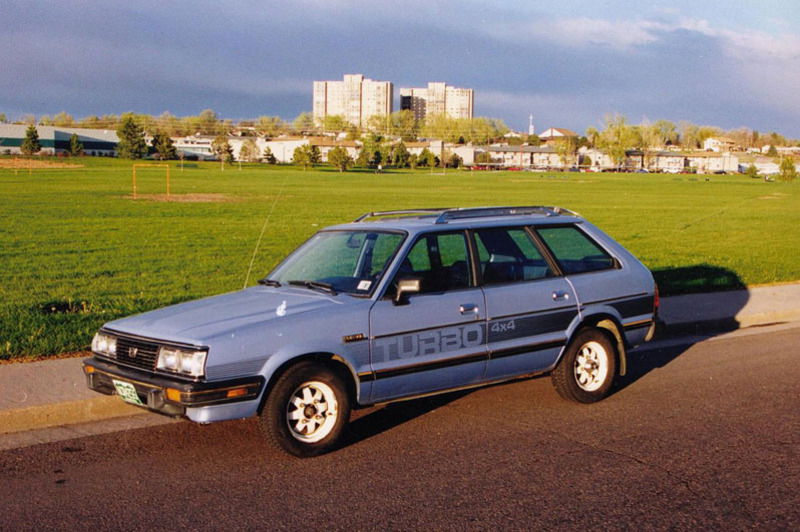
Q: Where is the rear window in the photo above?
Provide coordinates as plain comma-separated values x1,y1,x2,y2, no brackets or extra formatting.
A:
536,226,617,274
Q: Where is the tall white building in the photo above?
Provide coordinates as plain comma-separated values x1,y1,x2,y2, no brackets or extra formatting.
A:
313,74,393,128
399,82,474,121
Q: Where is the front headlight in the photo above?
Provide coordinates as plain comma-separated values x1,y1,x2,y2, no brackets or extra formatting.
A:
157,346,207,378
92,332,117,358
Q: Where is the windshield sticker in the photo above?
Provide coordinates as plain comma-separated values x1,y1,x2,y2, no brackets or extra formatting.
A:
276,300,287,317
357,280,372,291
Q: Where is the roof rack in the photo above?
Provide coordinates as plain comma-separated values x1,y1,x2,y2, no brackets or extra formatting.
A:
353,208,450,223
354,206,581,224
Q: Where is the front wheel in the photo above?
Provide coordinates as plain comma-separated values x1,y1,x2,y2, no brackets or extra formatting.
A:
552,328,617,403
259,362,351,457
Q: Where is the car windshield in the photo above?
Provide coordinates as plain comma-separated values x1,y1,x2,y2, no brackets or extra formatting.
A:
268,230,405,295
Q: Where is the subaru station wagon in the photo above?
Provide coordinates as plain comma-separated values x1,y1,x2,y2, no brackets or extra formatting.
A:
84,206,658,457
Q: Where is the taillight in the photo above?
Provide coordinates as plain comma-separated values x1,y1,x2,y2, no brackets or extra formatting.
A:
653,284,660,316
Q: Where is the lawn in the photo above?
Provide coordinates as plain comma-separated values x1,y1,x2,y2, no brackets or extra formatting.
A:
1,157,798,360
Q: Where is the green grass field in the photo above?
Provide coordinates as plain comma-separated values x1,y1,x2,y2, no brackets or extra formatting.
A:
1,157,798,360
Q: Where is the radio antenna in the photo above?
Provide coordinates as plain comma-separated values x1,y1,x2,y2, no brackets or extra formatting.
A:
243,174,289,289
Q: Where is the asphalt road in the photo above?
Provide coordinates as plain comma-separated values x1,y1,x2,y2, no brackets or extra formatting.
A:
2,325,798,530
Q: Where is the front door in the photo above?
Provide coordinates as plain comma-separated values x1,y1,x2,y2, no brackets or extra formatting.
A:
368,231,487,402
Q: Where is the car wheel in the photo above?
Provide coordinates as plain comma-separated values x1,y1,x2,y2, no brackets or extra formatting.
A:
259,361,351,457
552,328,617,403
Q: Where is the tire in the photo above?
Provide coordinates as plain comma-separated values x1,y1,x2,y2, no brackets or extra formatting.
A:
552,328,617,403
259,362,351,457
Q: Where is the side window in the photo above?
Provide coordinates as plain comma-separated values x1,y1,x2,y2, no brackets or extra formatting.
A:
536,225,617,274
474,227,554,284
393,232,471,294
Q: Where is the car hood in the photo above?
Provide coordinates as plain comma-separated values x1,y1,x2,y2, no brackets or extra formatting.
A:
104,286,345,345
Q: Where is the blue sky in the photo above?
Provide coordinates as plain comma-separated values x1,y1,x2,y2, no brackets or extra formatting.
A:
2,0,799,136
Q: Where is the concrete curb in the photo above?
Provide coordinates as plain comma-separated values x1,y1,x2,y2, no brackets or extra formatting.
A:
0,396,143,436
2,282,799,439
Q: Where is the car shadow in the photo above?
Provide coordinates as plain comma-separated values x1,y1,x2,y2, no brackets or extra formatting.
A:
344,390,473,447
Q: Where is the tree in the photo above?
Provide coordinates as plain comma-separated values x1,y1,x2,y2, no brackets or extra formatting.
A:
238,138,259,162
778,157,797,182
293,112,315,134
68,133,84,157
150,131,177,160
475,151,492,164
211,135,234,168
526,134,542,147
257,116,288,138
554,137,577,169
157,111,182,137
638,120,665,169
745,164,760,179
766,145,778,157
52,111,74,127
262,146,277,164
292,145,310,169
197,109,221,135
366,113,391,135
327,146,353,172
417,148,437,168
20,125,42,155
0,113,6,123
445,151,463,168
388,110,418,141
357,135,385,168
596,114,638,168
116,115,148,159
322,115,348,133
392,141,410,168
292,144,319,170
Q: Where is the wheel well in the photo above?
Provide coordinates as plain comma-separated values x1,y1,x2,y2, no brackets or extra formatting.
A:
258,353,358,414
573,316,628,376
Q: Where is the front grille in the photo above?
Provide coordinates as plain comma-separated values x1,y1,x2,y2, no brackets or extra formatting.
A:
114,335,160,372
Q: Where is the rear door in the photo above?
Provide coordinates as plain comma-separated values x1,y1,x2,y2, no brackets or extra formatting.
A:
368,231,487,402
475,226,579,380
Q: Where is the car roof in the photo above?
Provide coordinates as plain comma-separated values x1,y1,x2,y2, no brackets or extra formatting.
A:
324,206,584,234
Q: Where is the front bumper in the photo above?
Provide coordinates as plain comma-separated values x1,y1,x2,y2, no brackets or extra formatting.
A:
83,357,265,418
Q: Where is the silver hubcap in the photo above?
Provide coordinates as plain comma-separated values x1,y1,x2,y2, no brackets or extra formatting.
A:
286,381,339,443
574,341,609,392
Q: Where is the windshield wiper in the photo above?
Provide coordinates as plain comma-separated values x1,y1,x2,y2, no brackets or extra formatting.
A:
288,280,337,295
257,278,281,287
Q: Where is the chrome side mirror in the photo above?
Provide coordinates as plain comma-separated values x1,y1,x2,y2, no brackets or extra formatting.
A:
393,278,421,305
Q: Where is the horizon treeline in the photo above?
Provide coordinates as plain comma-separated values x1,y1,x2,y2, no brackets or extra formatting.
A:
1,109,797,149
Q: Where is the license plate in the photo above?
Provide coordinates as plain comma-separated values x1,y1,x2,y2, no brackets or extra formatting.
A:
112,379,145,406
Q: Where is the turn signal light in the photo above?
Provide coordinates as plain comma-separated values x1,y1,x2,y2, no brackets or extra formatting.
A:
226,388,248,399
165,388,183,402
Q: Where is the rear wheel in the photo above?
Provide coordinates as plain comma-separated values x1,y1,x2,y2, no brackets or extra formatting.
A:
259,362,351,457
552,328,616,403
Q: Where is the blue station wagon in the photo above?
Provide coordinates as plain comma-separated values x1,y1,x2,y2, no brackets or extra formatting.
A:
84,206,658,456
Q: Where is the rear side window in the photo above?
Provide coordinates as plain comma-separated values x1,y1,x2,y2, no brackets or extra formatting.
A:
536,226,617,274
474,227,554,284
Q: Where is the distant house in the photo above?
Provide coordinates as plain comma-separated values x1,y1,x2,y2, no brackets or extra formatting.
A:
0,124,117,156
538,127,577,142
703,136,738,152
173,135,216,160
487,145,561,168
649,151,739,173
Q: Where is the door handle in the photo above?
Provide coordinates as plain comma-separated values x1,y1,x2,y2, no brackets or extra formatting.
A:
552,290,570,301
459,303,479,315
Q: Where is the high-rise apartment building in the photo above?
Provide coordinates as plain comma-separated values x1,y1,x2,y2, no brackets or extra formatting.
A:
399,82,474,121
313,74,393,128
